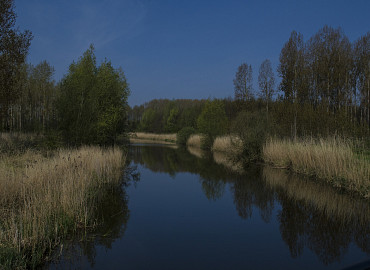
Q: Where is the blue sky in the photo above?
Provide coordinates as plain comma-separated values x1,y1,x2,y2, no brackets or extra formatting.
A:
15,0,370,106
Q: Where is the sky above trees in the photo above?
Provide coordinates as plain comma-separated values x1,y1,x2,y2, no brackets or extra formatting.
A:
15,0,370,106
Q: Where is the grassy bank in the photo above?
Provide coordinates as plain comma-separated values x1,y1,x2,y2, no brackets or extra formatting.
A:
263,137,370,198
0,146,125,269
129,132,177,144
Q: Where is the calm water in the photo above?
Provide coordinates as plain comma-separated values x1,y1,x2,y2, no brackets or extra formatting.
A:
48,144,370,269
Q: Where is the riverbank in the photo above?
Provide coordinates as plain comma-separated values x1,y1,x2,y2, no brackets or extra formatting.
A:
186,133,369,198
0,145,125,269
129,132,177,145
263,137,370,198
128,132,370,198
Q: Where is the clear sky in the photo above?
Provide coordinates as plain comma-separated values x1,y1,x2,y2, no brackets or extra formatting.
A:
15,0,370,106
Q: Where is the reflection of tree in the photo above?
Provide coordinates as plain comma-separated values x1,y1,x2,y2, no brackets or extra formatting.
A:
129,145,370,267
231,166,274,221
263,166,370,265
201,178,225,200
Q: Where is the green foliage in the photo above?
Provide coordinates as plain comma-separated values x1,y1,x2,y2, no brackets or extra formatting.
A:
177,127,196,146
197,100,228,138
231,110,270,162
165,107,179,132
139,108,159,132
0,0,32,131
197,100,228,150
57,45,130,145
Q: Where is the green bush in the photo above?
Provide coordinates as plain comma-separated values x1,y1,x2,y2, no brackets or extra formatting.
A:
177,127,196,146
197,100,228,150
231,110,270,162
200,135,213,151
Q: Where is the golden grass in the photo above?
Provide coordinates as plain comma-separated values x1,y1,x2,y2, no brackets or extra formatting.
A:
263,137,370,197
129,132,177,144
0,146,124,268
212,135,243,156
187,134,203,148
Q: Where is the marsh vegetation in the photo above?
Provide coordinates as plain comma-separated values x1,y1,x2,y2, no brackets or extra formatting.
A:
0,142,125,269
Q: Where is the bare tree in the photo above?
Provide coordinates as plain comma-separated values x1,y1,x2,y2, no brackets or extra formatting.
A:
258,59,275,115
234,63,253,102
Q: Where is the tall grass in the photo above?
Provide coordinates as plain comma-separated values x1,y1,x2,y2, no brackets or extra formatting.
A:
0,146,124,269
129,132,177,144
263,137,370,197
187,134,203,148
212,135,243,155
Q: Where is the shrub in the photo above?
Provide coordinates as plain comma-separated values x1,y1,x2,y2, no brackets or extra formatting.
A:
177,127,196,146
231,110,270,162
197,100,228,150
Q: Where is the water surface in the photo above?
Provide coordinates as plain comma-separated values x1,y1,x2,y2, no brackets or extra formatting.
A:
48,144,370,269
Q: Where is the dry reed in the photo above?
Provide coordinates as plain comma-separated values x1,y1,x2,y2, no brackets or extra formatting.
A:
186,134,203,148
263,137,370,197
0,146,124,268
212,135,243,156
129,132,177,144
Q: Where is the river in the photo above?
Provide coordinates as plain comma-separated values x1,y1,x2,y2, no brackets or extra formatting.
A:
48,144,370,269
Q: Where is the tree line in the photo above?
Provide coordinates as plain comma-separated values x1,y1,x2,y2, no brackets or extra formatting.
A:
130,26,369,141
0,1,130,146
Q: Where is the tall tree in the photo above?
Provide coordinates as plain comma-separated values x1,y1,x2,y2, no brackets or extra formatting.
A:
57,45,130,145
258,59,275,115
354,32,370,129
278,31,305,139
307,26,352,113
0,0,32,130
278,31,305,103
234,63,253,102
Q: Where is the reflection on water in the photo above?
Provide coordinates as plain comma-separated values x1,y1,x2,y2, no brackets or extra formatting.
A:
48,166,137,269
130,145,370,266
49,145,370,269
263,167,370,265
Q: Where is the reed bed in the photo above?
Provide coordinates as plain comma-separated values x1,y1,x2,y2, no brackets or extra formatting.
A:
186,134,203,148
212,135,243,156
263,137,370,197
129,132,177,144
0,146,124,269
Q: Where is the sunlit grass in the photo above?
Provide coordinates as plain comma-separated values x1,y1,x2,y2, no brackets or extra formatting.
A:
0,146,124,269
263,137,370,197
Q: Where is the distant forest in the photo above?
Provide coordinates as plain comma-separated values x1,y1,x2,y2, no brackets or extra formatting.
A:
129,26,370,138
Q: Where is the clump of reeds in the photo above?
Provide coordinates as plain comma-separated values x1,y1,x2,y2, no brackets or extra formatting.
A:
129,132,177,144
212,135,243,155
187,134,203,148
0,146,124,269
263,137,370,197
